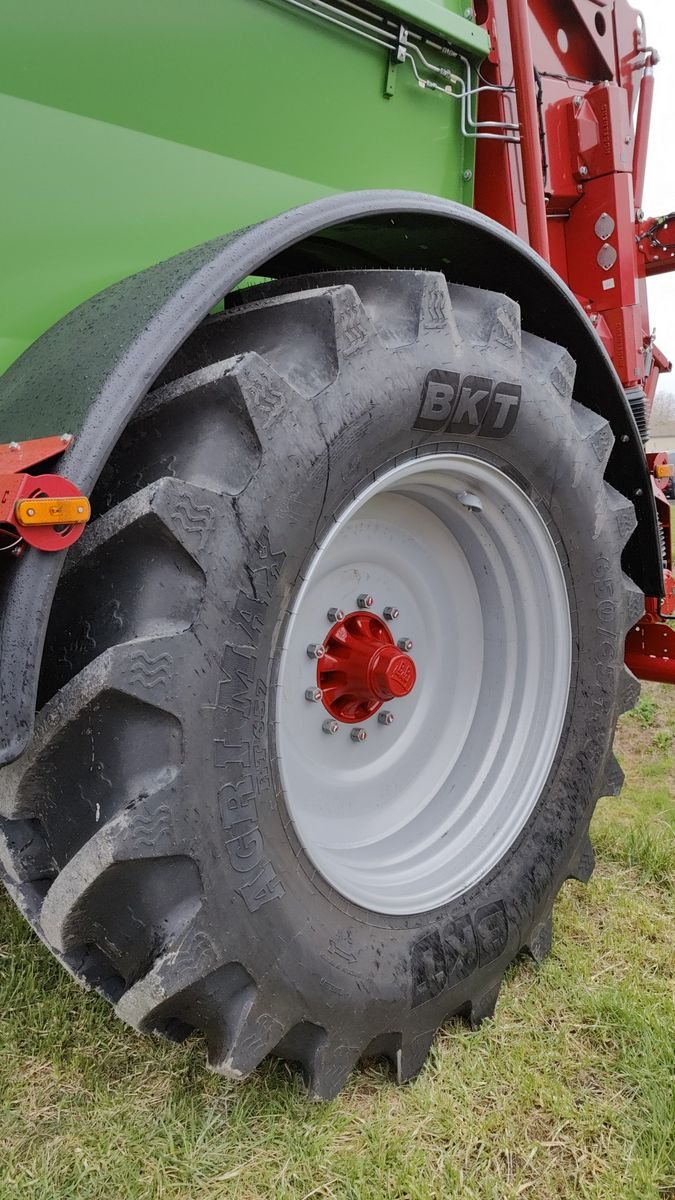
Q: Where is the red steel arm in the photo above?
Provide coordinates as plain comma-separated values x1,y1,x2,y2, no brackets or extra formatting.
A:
504,0,550,262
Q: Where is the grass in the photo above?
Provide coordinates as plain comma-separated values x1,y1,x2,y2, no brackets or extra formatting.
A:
1,687,674,1200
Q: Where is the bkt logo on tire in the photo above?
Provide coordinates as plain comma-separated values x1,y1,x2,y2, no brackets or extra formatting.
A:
415,372,521,438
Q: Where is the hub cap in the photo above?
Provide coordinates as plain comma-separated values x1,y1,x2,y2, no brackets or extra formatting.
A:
276,453,572,915
318,611,417,723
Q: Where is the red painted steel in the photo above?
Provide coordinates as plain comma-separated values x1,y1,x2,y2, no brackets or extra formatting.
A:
633,55,656,210
0,435,74,475
317,611,417,724
503,0,550,260
0,436,89,553
625,600,675,684
474,0,671,390
474,0,675,686
637,214,675,277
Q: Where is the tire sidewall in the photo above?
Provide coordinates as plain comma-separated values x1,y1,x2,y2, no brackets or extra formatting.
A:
201,341,624,1028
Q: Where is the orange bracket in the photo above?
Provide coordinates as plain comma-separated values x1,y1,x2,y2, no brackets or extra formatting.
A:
0,435,90,554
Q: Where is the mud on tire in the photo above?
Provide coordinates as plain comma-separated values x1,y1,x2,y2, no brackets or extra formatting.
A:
0,271,642,1098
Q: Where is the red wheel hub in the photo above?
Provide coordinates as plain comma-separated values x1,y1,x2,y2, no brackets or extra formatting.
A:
317,611,417,724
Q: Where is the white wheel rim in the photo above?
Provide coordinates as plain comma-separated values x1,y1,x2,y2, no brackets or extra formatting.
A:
276,453,572,915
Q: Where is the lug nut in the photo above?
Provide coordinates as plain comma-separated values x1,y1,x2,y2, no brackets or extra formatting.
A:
305,687,323,702
397,638,413,652
357,594,374,609
327,607,345,623
350,727,367,742
306,643,325,659
378,710,395,726
322,718,339,735
383,606,400,620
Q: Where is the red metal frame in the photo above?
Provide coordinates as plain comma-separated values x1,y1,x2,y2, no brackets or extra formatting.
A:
0,435,89,553
503,0,550,261
474,0,675,686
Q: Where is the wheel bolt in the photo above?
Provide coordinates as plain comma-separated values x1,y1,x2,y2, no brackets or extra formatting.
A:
305,687,323,702
383,606,399,621
350,727,367,742
322,718,339,735
327,607,345,623
306,643,325,659
397,637,413,652
378,709,395,725
357,594,374,609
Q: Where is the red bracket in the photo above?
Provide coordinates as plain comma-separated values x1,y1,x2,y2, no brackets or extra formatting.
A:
624,452,675,684
0,435,90,554
626,599,675,684
637,213,675,278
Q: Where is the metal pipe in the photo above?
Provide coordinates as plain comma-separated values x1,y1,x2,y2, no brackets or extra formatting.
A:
633,61,655,211
503,0,550,261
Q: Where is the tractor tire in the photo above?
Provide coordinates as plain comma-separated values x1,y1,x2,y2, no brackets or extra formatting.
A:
0,271,642,1098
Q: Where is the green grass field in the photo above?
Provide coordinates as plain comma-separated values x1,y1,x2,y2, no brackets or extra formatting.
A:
1,685,673,1200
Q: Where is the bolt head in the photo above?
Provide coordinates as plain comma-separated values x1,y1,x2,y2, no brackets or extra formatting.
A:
327,607,345,623
322,718,339,735
621,434,630,443
60,432,72,443
463,169,473,182
357,594,374,609
579,165,589,176
574,95,582,108
378,710,395,726
305,687,323,702
350,727,367,742
397,637,413,652
8,441,20,450
307,643,326,659
383,606,400,621
26,508,35,517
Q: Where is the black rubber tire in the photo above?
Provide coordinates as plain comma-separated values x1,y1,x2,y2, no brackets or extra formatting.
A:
0,271,643,1098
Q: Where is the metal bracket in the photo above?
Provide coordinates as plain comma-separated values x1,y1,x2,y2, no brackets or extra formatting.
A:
637,212,675,277
0,435,90,555
384,25,408,97
626,600,675,684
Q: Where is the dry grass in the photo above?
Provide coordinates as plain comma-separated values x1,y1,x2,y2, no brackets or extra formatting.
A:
1,685,673,1199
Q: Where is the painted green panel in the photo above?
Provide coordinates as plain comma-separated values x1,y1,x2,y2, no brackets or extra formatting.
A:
377,0,489,52
0,0,480,374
